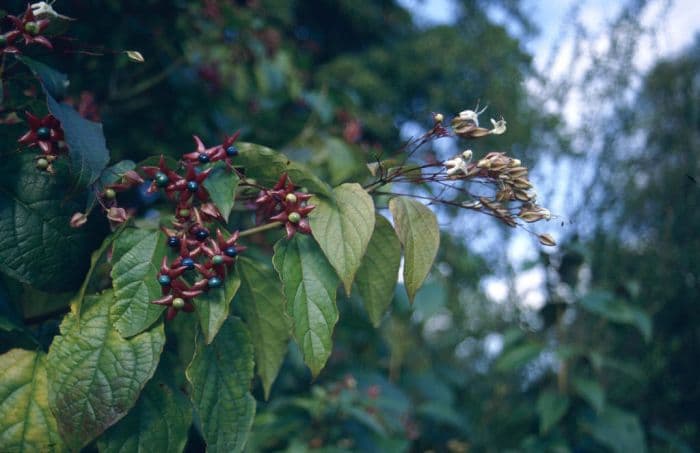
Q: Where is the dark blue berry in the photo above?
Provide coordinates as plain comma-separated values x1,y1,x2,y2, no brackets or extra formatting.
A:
208,276,222,288
186,181,199,192
158,274,171,286
155,172,169,187
167,236,180,248
195,229,209,241
36,127,51,140
198,153,210,163
181,257,195,270
224,246,237,257
226,146,238,157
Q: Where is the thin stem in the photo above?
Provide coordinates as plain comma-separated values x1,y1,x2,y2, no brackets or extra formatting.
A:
238,221,282,238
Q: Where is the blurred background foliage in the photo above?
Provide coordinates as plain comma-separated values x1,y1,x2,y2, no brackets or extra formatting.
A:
1,0,698,451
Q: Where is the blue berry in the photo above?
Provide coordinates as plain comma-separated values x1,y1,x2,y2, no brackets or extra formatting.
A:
158,274,171,286
36,127,51,140
186,181,199,192
224,246,237,257
155,172,169,187
208,277,222,288
198,153,210,163
195,229,209,241
226,146,238,157
167,236,180,248
181,257,195,270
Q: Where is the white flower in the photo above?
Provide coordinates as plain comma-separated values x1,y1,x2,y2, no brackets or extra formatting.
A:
489,118,507,135
445,149,472,177
31,2,73,20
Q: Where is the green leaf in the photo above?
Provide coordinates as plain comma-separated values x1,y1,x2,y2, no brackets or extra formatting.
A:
16,55,69,99
389,197,440,303
536,390,570,434
194,268,241,344
273,235,339,377
589,405,647,453
46,291,165,450
111,228,168,337
572,377,605,413
0,283,23,333
0,153,104,291
98,363,191,453
236,257,290,399
494,342,542,372
235,142,332,197
309,183,375,294
203,165,240,222
72,224,127,319
186,317,256,453
0,349,66,452
579,291,652,341
46,92,110,188
355,214,402,326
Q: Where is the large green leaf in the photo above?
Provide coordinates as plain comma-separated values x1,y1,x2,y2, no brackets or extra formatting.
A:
389,197,440,303
194,268,241,344
235,142,332,197
579,291,652,342
0,349,66,452
98,362,191,453
46,291,165,450
236,257,290,399
589,405,647,453
46,92,110,188
273,235,339,377
536,390,570,433
309,183,375,294
186,317,256,453
16,55,69,99
110,228,167,337
0,154,104,291
203,165,240,222
355,214,402,326
572,377,605,413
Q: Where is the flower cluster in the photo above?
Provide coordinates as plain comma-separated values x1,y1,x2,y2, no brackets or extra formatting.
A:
17,112,67,173
254,173,315,239
140,134,247,319
1,4,53,54
152,229,245,320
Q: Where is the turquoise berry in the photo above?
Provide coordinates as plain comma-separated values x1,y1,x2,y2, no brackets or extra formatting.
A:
155,172,169,187
36,127,51,140
158,274,171,286
181,257,195,269
224,246,237,257
198,153,210,163
226,146,238,157
212,255,224,265
186,180,198,192
208,276,222,288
